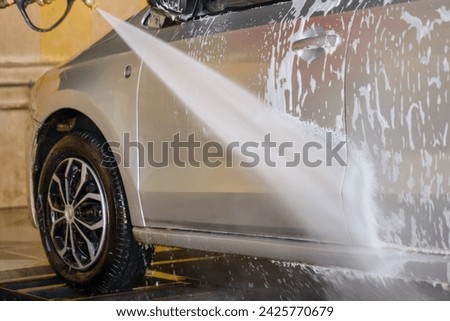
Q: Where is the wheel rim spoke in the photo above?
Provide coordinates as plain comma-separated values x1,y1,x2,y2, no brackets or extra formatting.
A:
57,224,69,257
47,194,64,215
74,193,102,210
74,217,103,231
64,158,73,205
74,222,96,263
72,162,88,206
69,224,83,268
51,174,68,206
50,216,65,239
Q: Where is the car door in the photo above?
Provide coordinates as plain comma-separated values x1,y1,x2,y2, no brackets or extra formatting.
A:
345,0,450,251
137,0,354,243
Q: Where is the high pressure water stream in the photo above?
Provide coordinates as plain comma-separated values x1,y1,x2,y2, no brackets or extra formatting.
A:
96,7,384,269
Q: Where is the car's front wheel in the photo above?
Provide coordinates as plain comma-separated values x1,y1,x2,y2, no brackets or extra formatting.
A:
37,131,151,293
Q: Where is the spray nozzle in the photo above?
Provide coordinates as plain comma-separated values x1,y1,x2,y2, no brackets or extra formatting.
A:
83,0,97,10
35,0,55,6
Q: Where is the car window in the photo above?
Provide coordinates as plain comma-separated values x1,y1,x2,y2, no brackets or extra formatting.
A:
204,0,275,12
200,0,285,15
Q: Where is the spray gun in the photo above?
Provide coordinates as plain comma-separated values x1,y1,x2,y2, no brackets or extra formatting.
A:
0,0,96,32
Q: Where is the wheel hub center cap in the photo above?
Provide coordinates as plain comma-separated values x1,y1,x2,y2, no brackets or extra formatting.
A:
65,205,75,223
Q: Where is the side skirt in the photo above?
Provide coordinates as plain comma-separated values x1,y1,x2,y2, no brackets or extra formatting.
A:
133,227,450,284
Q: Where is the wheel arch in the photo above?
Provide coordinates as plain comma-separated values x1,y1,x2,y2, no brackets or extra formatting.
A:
31,108,145,230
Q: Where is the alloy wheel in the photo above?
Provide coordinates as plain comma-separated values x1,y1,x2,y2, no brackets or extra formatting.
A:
46,157,107,270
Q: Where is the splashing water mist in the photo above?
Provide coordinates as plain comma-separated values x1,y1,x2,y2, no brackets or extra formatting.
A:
96,8,384,269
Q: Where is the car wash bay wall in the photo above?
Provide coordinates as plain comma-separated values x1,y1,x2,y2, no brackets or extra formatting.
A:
0,0,147,209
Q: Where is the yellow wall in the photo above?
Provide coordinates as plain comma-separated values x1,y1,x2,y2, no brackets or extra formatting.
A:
40,0,148,62
0,0,147,63
0,0,148,209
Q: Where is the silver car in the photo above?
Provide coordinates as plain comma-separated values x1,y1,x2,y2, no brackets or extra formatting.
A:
27,0,450,293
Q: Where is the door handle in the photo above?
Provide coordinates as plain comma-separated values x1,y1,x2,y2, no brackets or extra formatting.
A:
292,27,341,62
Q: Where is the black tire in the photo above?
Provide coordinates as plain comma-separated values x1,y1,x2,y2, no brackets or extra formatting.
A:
37,131,152,293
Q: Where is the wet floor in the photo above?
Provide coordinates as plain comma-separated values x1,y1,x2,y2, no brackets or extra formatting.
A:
0,208,47,276
1,208,450,300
